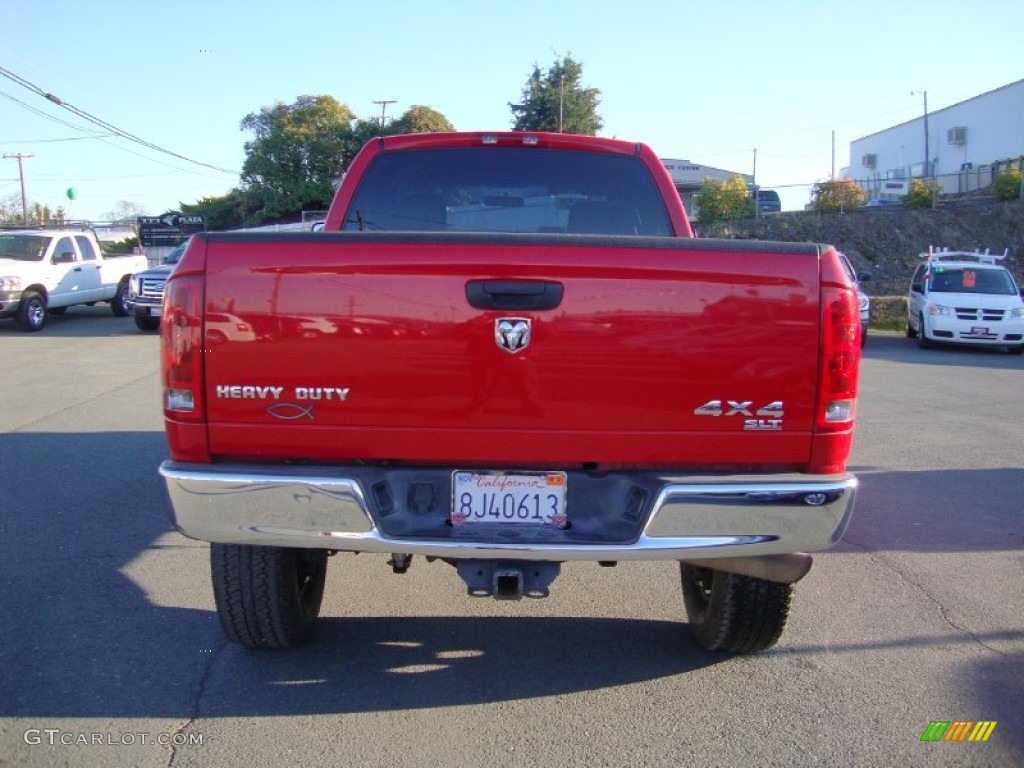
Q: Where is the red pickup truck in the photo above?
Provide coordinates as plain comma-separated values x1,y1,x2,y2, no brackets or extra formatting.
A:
159,132,860,654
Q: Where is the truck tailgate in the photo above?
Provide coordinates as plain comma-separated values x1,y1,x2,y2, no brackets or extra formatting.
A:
201,233,821,467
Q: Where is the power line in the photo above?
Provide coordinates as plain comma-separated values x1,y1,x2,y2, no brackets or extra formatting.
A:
2,87,232,180
0,89,103,135
0,66,238,175
0,134,118,144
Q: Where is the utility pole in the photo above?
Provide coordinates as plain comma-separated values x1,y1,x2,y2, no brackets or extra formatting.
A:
752,148,758,218
559,73,564,133
3,152,34,223
831,130,836,179
372,100,396,127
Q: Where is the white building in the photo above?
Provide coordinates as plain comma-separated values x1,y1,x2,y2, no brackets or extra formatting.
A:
847,79,1024,200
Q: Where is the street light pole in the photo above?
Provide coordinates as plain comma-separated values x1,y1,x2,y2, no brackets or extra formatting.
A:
911,90,929,178
922,90,930,178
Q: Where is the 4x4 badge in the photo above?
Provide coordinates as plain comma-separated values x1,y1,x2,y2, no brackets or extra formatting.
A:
495,318,531,353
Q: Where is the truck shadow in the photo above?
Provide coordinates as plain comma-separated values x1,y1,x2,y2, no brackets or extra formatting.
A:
0,430,718,722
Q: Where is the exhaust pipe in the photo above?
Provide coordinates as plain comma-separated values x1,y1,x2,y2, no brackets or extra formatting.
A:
680,553,813,584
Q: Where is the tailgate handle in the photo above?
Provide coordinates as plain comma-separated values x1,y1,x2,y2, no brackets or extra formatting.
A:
466,280,563,311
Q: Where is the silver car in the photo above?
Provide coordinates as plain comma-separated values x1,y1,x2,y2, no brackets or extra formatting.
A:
838,252,871,347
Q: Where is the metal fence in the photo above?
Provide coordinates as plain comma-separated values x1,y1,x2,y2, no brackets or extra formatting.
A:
855,157,1024,200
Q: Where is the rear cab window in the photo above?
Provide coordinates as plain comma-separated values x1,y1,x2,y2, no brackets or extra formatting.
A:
342,147,674,236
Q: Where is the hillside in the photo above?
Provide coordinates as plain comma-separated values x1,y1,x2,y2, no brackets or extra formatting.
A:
697,199,1024,296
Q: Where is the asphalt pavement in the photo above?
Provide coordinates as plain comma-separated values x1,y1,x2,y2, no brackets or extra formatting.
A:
0,307,1021,767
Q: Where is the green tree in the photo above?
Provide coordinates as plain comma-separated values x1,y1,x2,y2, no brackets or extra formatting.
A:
180,189,248,231
238,96,456,225
810,177,866,213
509,55,603,134
390,105,455,135
992,167,1023,200
693,175,755,223
903,178,941,209
340,105,454,168
240,95,357,224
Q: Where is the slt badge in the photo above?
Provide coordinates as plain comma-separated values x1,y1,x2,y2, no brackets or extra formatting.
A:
495,318,531,354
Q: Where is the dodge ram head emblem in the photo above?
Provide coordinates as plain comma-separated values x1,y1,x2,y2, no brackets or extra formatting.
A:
495,318,531,353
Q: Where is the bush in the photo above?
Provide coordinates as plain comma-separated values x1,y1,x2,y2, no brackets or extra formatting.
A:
903,178,941,209
693,175,755,223
992,167,1023,201
103,236,140,254
810,178,865,213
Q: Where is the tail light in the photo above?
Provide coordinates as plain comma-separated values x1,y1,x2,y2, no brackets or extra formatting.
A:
162,275,204,421
811,250,861,473
811,249,860,475
817,280,860,430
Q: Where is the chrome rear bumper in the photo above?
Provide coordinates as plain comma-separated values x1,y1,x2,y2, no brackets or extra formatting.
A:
159,461,856,562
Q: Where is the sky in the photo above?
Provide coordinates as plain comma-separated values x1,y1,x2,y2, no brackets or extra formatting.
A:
2,0,1022,221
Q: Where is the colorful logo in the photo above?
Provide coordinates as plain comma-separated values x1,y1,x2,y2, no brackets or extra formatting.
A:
921,721,997,742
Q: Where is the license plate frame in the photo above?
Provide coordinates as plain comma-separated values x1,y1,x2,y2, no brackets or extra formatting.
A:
451,471,568,528
969,326,990,336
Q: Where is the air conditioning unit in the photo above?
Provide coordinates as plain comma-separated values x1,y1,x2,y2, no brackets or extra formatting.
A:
947,127,967,145
861,154,877,169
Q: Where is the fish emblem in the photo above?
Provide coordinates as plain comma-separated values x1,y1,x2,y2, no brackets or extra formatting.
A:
267,402,315,421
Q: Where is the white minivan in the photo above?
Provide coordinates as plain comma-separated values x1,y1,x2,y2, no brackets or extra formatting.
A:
906,248,1024,354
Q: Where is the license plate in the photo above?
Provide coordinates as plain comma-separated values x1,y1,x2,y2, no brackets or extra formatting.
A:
969,326,989,336
452,471,568,527
151,307,162,317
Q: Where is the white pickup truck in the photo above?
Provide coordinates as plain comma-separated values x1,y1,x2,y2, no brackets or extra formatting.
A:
0,227,148,331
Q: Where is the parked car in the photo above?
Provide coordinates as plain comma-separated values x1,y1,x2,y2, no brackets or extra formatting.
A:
838,252,871,346
906,248,1024,353
756,189,781,214
126,240,188,331
0,226,147,331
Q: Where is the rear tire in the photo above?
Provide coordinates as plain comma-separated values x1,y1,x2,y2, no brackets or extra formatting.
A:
211,544,328,649
917,314,933,349
15,291,47,331
680,563,792,653
111,280,130,316
134,315,160,332
905,314,918,338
